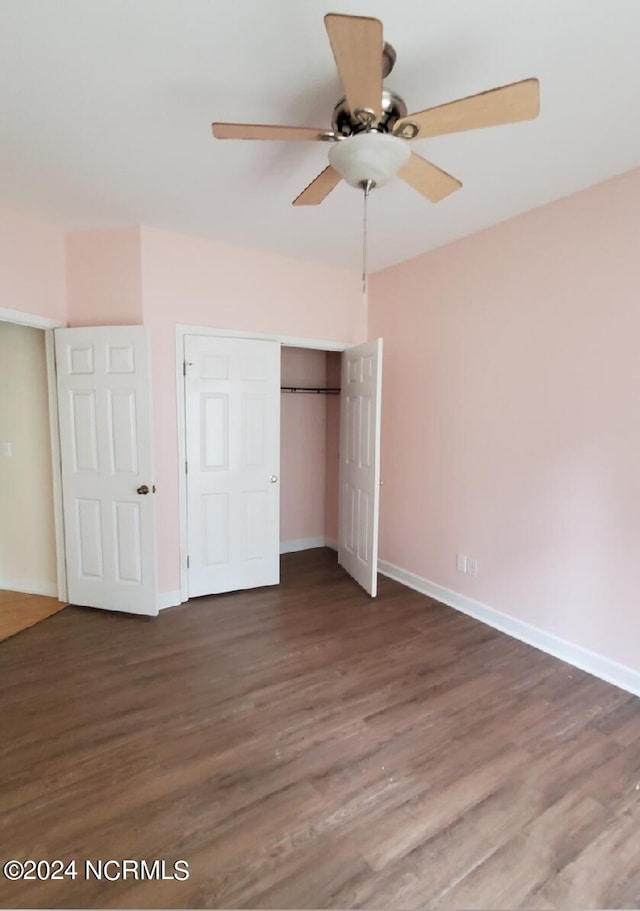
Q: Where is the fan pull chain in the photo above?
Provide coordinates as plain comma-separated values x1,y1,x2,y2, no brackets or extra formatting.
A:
361,179,373,294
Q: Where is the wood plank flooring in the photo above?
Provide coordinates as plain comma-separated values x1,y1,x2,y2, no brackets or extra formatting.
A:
0,589,66,643
1,548,639,909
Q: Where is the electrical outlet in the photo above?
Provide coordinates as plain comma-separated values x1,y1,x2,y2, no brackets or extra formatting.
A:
1,442,11,457
456,553,467,573
467,557,478,577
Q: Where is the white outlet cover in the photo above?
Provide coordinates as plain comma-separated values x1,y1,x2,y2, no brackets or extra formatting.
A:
2,442,12,457
456,554,467,573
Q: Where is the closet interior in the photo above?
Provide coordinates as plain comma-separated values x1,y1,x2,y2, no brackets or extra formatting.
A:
279,346,342,555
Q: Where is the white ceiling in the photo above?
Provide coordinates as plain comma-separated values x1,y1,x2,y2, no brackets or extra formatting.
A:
2,0,640,272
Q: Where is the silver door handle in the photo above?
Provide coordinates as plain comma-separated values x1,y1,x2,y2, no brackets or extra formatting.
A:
269,475,278,483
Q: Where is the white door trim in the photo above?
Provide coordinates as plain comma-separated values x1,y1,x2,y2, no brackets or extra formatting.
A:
175,324,351,603
45,331,67,602
0,307,63,331
0,307,67,602
176,324,349,352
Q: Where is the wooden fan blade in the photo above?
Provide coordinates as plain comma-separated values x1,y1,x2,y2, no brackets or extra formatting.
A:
398,153,462,203
396,78,540,139
212,123,330,141
324,13,383,119
293,166,341,206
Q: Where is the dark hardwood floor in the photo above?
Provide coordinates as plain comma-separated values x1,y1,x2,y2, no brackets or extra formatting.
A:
1,548,640,909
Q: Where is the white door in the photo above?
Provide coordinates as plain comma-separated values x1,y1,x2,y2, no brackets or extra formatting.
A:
338,338,383,597
185,335,280,596
55,326,157,616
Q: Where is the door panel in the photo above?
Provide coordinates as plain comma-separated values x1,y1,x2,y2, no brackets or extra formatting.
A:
185,335,280,596
70,391,99,471
202,394,228,468
55,326,157,615
109,390,138,472
77,499,103,578
338,338,383,597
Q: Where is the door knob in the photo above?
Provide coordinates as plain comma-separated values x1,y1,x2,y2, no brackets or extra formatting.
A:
137,484,150,495
269,475,278,483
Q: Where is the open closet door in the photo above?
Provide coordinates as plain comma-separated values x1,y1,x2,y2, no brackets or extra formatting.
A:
338,338,383,597
55,326,158,615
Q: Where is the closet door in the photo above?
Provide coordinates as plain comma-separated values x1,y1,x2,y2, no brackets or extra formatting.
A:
338,338,383,597
185,335,280,596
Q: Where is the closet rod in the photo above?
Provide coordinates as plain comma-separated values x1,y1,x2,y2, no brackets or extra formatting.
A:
280,386,341,395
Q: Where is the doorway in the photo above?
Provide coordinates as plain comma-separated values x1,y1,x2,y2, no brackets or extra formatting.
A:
0,316,66,641
279,346,341,555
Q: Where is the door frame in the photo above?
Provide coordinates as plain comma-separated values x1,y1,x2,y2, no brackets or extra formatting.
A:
175,324,349,604
0,307,67,602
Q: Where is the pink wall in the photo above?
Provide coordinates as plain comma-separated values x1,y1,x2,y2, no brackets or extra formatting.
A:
65,227,142,326
62,224,361,595
369,167,640,672
0,207,66,321
140,227,364,593
280,348,328,543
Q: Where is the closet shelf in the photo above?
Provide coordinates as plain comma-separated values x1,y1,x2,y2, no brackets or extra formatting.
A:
280,386,341,395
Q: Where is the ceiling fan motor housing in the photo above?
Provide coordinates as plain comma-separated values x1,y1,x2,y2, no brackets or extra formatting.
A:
331,89,408,137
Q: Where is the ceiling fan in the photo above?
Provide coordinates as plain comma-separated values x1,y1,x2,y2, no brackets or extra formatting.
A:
211,13,540,206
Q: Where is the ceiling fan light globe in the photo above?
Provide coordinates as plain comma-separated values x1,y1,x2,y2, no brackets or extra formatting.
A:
328,132,410,189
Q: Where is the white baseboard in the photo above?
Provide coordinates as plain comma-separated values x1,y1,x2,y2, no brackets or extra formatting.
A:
157,590,182,611
378,560,640,699
280,536,327,554
0,577,58,598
